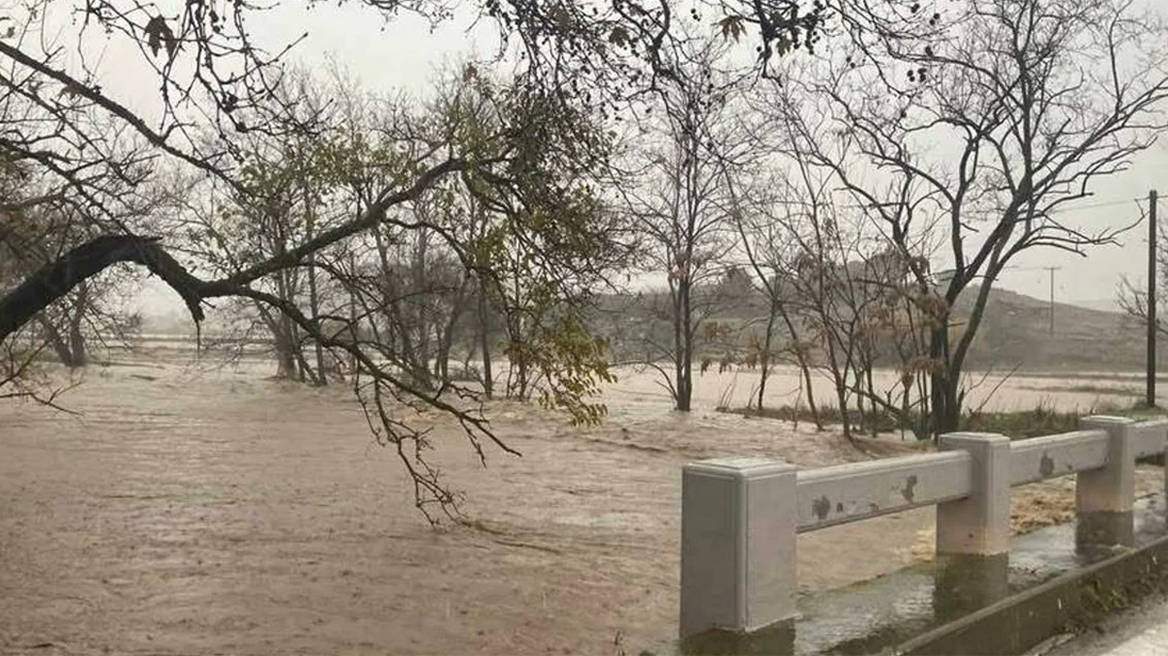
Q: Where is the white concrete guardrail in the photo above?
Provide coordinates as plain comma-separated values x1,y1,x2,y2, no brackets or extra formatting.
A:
679,415,1168,642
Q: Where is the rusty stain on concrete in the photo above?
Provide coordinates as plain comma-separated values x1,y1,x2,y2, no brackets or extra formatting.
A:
1040,452,1055,477
813,495,831,521
902,475,919,503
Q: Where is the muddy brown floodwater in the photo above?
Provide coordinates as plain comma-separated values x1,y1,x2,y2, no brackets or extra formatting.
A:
0,351,1161,655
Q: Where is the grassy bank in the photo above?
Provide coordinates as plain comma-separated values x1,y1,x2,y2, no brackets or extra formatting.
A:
725,400,1168,441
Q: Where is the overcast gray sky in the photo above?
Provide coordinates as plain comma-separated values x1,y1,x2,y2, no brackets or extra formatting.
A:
66,1,1165,316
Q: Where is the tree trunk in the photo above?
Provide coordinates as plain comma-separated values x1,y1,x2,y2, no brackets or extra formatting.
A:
37,315,78,367
275,333,297,378
294,345,317,385
674,279,693,412
823,328,851,440
412,230,432,387
306,255,326,385
779,308,821,429
478,290,493,398
272,316,298,378
852,358,867,433
67,312,87,367
435,293,464,387
288,315,305,381
348,253,358,376
255,301,297,379
302,177,327,386
801,356,821,430
757,299,778,411
929,323,958,437
67,282,89,367
833,364,853,443
271,258,306,382
865,360,877,437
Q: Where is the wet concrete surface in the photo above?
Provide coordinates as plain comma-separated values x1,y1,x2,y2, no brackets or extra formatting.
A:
672,495,1168,656
805,494,1166,655
1041,590,1168,655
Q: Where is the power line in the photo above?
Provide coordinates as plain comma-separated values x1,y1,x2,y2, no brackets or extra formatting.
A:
1045,196,1146,214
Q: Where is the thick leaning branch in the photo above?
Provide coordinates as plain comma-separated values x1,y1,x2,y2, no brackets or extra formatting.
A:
0,234,209,342
0,156,477,344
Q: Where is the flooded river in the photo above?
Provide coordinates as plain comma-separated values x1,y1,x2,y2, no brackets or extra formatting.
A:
0,349,1159,654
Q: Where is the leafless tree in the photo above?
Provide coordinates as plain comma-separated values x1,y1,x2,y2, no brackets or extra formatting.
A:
773,0,1168,436
732,171,822,424
621,36,757,411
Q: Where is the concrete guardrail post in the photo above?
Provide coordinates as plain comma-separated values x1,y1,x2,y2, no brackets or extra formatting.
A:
935,433,1012,557
933,433,1012,618
1077,416,1136,548
680,456,797,642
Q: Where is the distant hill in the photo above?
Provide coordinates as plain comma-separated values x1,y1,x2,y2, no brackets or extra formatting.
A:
956,286,1155,372
1064,298,1123,313
141,281,1154,373
590,284,1156,373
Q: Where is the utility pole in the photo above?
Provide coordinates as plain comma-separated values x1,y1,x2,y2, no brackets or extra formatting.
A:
1148,189,1158,408
1043,266,1060,335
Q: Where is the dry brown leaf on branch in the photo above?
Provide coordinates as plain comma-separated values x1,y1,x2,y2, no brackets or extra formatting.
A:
719,16,744,43
144,15,177,59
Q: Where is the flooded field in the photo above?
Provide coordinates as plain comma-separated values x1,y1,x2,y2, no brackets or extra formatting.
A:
0,347,1162,655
